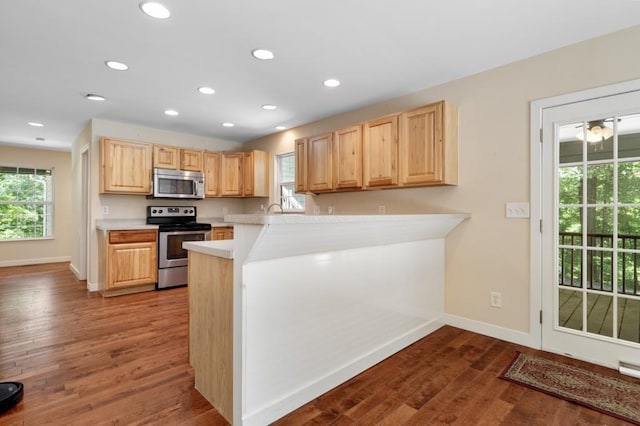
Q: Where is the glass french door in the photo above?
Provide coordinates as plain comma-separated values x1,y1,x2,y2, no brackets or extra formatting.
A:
542,90,640,369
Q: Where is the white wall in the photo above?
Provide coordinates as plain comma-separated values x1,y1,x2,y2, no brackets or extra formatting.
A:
0,145,72,266
242,25,640,337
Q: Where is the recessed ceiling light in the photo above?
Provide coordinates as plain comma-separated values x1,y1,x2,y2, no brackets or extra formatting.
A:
28,122,44,127
164,109,179,116
275,126,286,131
251,49,274,60
262,104,277,110
139,2,171,19
222,122,235,128
36,137,45,142
86,94,105,101
198,87,215,95
105,60,129,71
323,78,341,88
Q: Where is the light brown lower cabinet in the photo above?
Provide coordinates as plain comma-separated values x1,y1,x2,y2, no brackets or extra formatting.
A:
99,229,158,297
211,226,234,241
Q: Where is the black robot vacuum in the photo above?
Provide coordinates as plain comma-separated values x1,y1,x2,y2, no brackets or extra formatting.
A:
0,382,23,413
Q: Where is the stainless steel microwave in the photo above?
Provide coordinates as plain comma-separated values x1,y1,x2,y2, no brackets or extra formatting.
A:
153,168,205,199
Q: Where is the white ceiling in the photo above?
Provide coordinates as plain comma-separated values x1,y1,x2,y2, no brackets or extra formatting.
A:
2,0,640,152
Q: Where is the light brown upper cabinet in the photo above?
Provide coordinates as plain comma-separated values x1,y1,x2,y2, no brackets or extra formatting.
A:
399,101,458,186
333,125,363,190
101,138,153,194
180,149,204,172
363,114,399,188
308,133,333,192
243,151,269,197
294,138,309,193
220,152,244,196
203,151,220,197
153,145,179,169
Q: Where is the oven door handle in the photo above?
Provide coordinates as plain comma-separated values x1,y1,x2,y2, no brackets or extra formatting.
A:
159,230,210,236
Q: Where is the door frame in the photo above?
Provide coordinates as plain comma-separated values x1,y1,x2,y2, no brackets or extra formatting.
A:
530,78,640,349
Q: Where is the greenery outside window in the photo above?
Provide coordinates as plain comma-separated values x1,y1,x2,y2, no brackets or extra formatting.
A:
276,153,305,212
0,166,54,240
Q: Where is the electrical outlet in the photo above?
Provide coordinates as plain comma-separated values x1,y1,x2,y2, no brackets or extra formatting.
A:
378,205,386,215
313,206,320,215
101,205,109,215
490,291,502,308
327,206,334,215
222,207,228,217
505,202,530,218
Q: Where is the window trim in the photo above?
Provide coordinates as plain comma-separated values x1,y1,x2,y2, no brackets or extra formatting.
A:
0,165,55,242
276,152,305,213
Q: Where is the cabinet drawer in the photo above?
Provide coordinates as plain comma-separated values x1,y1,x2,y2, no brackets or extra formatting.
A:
109,230,157,244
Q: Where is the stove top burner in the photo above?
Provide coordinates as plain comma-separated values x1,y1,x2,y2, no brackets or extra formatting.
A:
146,205,211,232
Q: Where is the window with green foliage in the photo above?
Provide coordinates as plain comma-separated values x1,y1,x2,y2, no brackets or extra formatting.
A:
0,166,54,240
276,153,305,212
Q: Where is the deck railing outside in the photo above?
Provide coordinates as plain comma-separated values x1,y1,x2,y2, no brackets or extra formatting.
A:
559,231,640,295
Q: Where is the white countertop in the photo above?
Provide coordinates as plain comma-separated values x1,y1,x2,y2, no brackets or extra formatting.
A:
225,213,470,225
96,217,232,231
95,219,158,231
183,240,234,259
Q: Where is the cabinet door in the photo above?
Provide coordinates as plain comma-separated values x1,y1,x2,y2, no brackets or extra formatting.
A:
106,241,157,289
333,125,363,189
153,145,179,169
220,153,243,196
212,226,234,240
308,133,333,192
180,149,203,172
294,138,309,193
400,103,443,185
203,152,220,197
101,138,153,194
364,114,399,188
243,150,269,197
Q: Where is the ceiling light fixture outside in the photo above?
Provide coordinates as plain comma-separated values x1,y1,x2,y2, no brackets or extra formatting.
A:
222,122,235,128
28,122,44,127
323,78,341,88
198,87,215,95
164,109,179,116
251,49,274,60
139,2,171,19
275,126,286,130
576,120,614,143
262,104,277,110
105,60,129,71
86,94,105,101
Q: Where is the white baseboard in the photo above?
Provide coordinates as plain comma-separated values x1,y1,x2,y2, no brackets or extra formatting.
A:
86,280,99,292
69,263,81,279
444,313,539,349
0,256,71,268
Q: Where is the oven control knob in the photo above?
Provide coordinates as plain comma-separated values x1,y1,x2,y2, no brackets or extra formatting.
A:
152,209,157,214
184,209,188,214
189,209,194,214
158,209,163,214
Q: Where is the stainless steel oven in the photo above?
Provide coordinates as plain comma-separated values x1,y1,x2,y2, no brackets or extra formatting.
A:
147,206,212,289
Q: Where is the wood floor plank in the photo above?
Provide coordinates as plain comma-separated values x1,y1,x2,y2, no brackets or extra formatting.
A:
2,262,638,425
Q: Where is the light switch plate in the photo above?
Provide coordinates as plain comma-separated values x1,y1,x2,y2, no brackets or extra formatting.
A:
505,202,530,218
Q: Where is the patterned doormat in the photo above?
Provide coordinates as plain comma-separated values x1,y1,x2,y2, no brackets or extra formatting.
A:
500,352,640,425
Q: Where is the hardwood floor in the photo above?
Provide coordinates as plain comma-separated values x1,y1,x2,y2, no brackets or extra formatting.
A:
0,263,636,425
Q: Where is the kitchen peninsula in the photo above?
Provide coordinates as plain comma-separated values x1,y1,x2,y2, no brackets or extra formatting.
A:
183,213,469,425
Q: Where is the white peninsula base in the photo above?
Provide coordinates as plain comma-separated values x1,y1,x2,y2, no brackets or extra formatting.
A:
184,213,468,426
